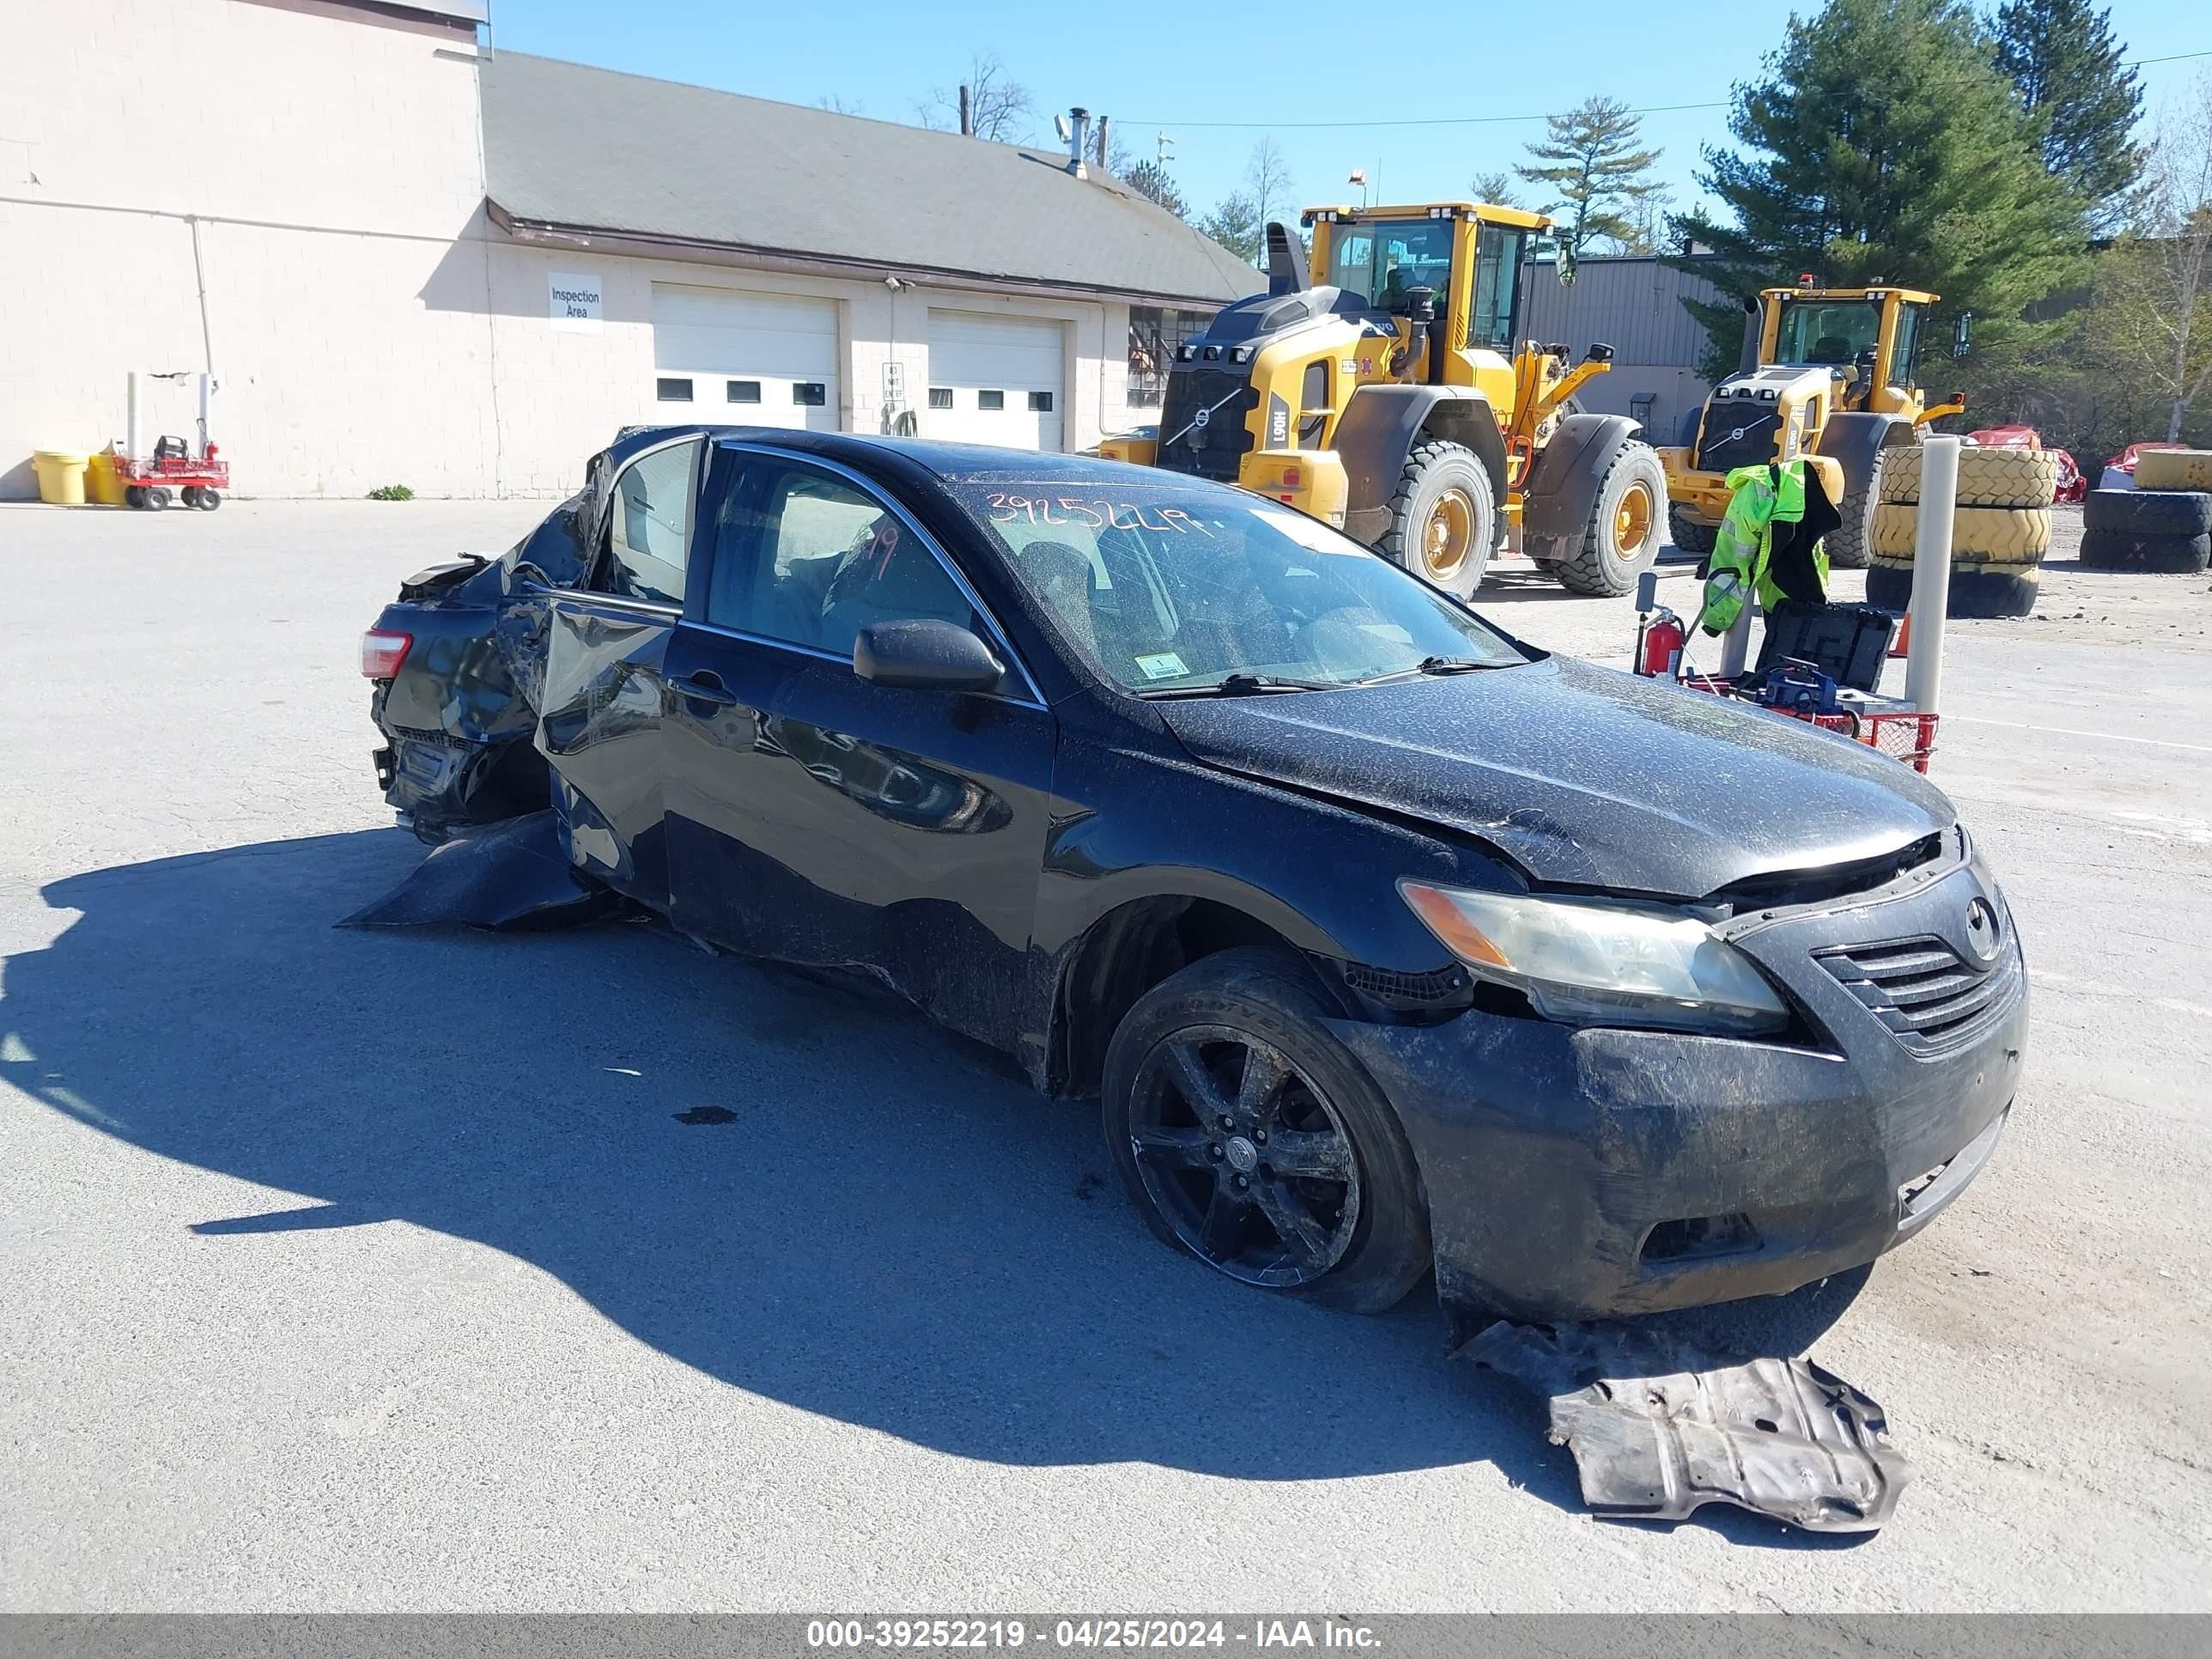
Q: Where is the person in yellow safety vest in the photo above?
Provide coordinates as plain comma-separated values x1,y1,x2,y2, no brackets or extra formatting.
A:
1699,459,1842,635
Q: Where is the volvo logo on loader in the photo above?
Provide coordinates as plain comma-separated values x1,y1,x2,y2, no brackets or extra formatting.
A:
1191,407,1210,428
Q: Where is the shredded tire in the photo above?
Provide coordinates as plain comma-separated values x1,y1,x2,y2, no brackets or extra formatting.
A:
2078,527,2212,573
1667,505,1718,556
2081,488,2212,538
1541,442,1667,596
1882,445,2061,508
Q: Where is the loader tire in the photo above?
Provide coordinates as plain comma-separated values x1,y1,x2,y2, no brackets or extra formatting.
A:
1867,562,2042,619
1870,503,2052,561
2078,527,2212,573
1376,440,1496,598
1667,504,1718,556
1825,447,1891,569
2081,487,2212,538
2130,448,2212,491
1883,444,2061,508
1544,443,1667,596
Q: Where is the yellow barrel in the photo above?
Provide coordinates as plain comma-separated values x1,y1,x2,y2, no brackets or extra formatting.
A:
32,449,90,506
84,450,128,506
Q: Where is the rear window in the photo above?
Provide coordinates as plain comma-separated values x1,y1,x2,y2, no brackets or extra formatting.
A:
948,482,1526,691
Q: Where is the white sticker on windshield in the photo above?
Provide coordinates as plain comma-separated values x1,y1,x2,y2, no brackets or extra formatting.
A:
1134,652,1188,681
1253,506,1364,556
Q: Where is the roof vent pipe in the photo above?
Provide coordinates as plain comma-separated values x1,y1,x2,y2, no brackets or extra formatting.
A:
1063,107,1091,179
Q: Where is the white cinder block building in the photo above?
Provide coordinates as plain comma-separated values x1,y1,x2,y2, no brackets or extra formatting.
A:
1,0,1248,499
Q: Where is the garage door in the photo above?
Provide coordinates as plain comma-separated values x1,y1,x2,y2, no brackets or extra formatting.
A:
925,312,1065,452
651,285,840,431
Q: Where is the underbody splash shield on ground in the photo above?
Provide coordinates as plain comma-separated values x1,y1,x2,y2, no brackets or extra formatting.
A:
338,810,614,932
1468,1320,1911,1533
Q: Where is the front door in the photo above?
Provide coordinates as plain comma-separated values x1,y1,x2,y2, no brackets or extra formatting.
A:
536,433,703,907
659,447,1058,1053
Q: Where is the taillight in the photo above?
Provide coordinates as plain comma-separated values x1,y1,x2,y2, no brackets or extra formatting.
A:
361,630,412,678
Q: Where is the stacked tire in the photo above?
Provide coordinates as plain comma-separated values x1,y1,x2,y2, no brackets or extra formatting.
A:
2082,450,2212,572
1866,445,2060,618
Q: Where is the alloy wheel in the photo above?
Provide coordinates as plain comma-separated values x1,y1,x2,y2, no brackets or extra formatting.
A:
1127,1024,1361,1287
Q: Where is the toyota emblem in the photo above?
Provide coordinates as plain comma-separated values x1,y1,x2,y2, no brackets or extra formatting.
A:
1964,898,2002,965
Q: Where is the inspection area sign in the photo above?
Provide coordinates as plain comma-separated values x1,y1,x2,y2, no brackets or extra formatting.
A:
548,271,603,331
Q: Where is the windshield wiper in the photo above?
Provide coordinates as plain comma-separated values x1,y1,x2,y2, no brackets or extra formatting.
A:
1137,672,1334,699
1344,654,1518,687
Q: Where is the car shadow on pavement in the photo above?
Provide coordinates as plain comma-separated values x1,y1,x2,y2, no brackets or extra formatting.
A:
2,828,1863,1528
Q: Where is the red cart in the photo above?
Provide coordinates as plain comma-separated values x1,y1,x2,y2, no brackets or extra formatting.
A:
115,438,228,511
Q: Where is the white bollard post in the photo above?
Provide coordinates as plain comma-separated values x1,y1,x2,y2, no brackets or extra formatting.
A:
126,371,143,464
1717,594,1756,677
1905,435,1959,717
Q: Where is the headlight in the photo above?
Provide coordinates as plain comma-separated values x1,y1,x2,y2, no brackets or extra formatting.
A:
1399,881,1789,1036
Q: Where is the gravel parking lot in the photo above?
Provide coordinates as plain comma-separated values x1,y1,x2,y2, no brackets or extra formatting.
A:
2,496,2208,1611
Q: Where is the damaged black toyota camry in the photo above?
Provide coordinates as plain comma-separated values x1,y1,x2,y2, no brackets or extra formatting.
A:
363,425,2026,1322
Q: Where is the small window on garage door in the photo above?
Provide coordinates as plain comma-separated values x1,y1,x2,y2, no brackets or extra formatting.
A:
977,390,1006,411
605,439,700,605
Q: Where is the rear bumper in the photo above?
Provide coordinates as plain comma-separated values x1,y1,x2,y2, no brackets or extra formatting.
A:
1328,861,2027,1319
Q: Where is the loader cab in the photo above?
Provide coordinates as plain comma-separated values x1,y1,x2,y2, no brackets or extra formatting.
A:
1303,202,1547,405
1760,283,1939,417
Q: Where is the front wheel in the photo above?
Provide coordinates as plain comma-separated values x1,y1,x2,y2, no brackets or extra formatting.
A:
1103,947,1431,1313
1545,443,1668,596
1667,504,1718,556
1376,440,1497,599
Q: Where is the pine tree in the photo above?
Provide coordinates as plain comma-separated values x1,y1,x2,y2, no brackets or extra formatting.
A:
1514,97,1663,256
1122,160,1189,221
1672,0,2090,379
1470,170,1522,209
1994,0,2146,228
1202,193,1261,265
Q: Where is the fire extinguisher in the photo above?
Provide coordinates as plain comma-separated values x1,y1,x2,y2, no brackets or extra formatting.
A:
1634,606,1687,678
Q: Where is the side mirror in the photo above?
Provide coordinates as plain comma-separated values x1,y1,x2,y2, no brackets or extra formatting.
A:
1635,569,1659,613
854,618,1004,693
1953,313,1972,359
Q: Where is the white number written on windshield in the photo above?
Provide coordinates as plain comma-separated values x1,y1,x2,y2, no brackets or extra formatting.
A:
985,493,1215,536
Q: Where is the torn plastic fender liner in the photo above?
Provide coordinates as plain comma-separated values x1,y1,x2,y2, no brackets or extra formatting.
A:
339,810,615,932
1468,1319,1911,1532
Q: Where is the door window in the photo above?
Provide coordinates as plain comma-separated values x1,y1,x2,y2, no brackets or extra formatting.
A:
707,461,979,658
606,439,700,605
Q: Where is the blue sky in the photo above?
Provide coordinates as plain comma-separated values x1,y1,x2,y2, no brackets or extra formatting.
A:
489,1,2207,230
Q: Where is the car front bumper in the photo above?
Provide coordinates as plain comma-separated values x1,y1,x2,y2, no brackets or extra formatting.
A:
1327,860,2027,1320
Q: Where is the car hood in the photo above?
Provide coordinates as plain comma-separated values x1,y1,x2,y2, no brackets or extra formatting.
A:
1153,656,1954,898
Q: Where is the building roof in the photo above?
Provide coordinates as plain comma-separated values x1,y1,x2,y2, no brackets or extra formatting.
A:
478,52,1253,307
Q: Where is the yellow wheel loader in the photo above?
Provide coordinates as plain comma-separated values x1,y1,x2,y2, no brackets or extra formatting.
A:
1656,278,1969,569
1094,204,1669,598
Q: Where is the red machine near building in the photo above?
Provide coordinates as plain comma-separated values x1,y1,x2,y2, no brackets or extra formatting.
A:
114,434,228,510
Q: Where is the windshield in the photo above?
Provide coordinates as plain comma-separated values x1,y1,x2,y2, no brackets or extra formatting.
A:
951,483,1528,694
1327,220,1454,315
1773,298,1881,366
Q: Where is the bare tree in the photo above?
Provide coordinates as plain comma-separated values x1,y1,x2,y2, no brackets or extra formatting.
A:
918,52,1035,143
1607,183,1678,256
1246,137,1294,235
815,94,864,116
2098,75,2212,441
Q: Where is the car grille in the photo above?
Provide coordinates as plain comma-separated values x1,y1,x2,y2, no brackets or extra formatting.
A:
1816,935,2020,1054
1694,406,1781,473
1158,366,1256,483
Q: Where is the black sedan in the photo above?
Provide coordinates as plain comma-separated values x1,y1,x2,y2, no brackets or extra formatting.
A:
363,426,2026,1321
